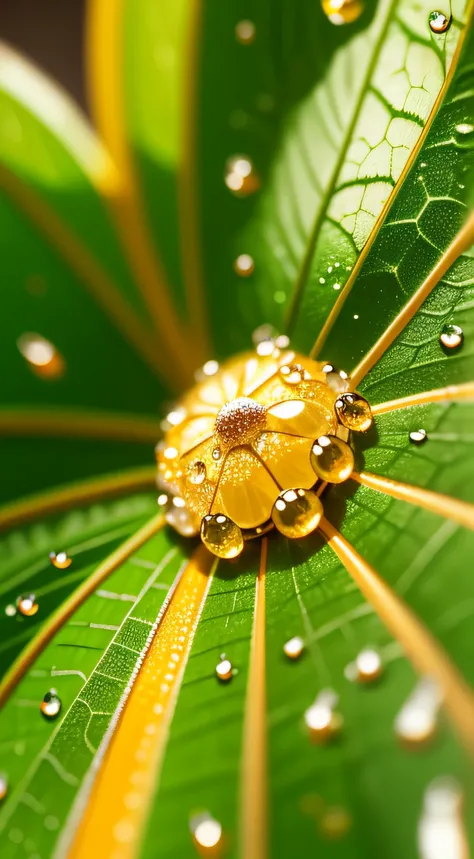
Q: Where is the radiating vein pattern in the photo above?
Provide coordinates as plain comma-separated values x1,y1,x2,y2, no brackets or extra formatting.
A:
0,530,184,859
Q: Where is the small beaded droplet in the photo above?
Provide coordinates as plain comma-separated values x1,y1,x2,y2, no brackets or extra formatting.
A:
233,254,255,277
335,392,373,432
272,489,323,539
235,19,256,44
17,333,65,379
216,654,233,682
201,514,244,559
49,551,72,570
16,593,38,617
428,10,451,33
188,461,207,486
283,636,304,660
0,773,8,802
278,364,309,385
304,690,342,743
395,677,441,748
311,435,354,484
190,812,223,853
345,648,383,684
409,429,427,445
322,0,364,25
40,689,62,720
5,604,16,617
212,447,222,461
440,324,463,351
321,364,349,393
225,155,259,197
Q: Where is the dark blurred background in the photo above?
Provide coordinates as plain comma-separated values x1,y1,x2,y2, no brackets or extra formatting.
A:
2,0,86,109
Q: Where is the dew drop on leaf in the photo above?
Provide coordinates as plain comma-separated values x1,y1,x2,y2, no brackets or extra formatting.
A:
394,677,441,748
283,636,305,659
321,0,364,25
188,461,207,486
201,514,244,559
4,604,16,617
235,19,256,44
409,429,427,445
40,689,62,720
440,323,463,351
216,655,233,681
322,364,349,393
233,254,254,276
212,447,222,461
49,550,72,570
345,648,383,683
225,155,259,197
272,489,323,539
304,690,342,743
17,332,65,380
278,363,309,385
335,392,373,432
428,10,452,33
456,122,474,135
16,593,38,617
311,435,354,483
190,812,223,852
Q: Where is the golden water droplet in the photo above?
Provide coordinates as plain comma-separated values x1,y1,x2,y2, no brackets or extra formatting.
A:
16,593,38,617
216,655,233,681
17,333,65,379
235,19,256,44
163,446,179,461
322,0,364,25
0,773,8,801
189,461,207,486
304,690,342,743
320,806,352,839
429,10,451,33
322,364,349,393
345,648,383,683
272,489,323,539
409,428,427,445
201,514,244,559
335,392,373,432
5,604,16,617
190,812,223,854
212,447,222,461
283,636,304,659
225,155,259,197
278,363,309,385
440,324,463,351
395,677,441,748
311,435,354,483
233,253,255,276
49,550,72,570
40,689,62,720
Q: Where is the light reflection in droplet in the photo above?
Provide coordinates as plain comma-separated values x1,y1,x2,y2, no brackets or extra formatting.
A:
190,812,223,852
17,333,65,379
418,777,465,859
235,19,256,44
428,10,452,33
225,155,259,197
49,551,72,570
395,677,441,747
304,689,342,743
234,254,255,277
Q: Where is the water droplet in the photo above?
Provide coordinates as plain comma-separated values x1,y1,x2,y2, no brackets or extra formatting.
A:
0,773,7,801
278,363,309,385
201,514,244,559
353,314,359,320
333,283,341,291
319,277,326,284
216,655,233,681
304,689,342,743
163,446,179,461
322,364,349,393
235,19,256,44
256,339,274,356
40,689,62,720
395,677,441,748
322,0,364,25
234,254,254,277
335,392,373,432
49,551,72,570
419,777,464,859
409,428,427,445
320,806,352,839
189,461,207,486
311,435,354,484
345,648,382,683
157,492,170,511
17,333,65,380
166,497,200,537
212,447,222,461
16,594,38,617
225,155,259,197
272,488,323,539
275,334,290,349
456,123,474,135
163,406,187,429
283,636,304,659
429,10,451,33
440,323,463,350
5,604,16,617
203,360,219,377
190,812,223,852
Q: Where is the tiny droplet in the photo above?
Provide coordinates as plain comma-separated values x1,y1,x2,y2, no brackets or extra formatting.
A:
201,514,244,559
40,689,62,720
190,812,223,853
440,323,463,350
163,406,187,429
409,429,427,445
5,604,16,617
429,10,452,33
335,392,373,432
278,363,309,385
272,489,323,539
212,447,222,461
0,773,7,801
322,0,364,25
322,364,349,393
225,155,259,197
456,123,474,135
189,461,207,486
166,498,200,538
17,333,65,380
252,324,278,345
234,254,254,277
49,551,72,570
311,435,354,484
345,648,382,683
216,656,233,682
395,677,441,748
16,594,38,617
283,636,304,659
235,19,256,44
304,690,342,743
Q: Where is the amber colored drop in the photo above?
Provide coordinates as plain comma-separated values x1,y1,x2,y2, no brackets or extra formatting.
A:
49,550,72,570
283,636,304,659
188,460,207,486
322,0,364,25
440,323,463,351
201,514,244,559
40,689,62,720
233,254,254,276
429,10,451,33
17,333,65,380
16,593,38,617
216,655,233,681
335,392,373,432
272,488,323,539
304,690,342,743
225,155,260,197
311,435,354,483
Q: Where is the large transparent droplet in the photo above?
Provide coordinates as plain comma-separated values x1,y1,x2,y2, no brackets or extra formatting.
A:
49,550,72,570
188,460,207,486
322,0,364,25
335,392,373,432
311,435,354,483
16,593,38,617
440,323,463,351
272,488,323,538
40,689,62,720
201,514,244,559
429,10,451,33
225,155,259,197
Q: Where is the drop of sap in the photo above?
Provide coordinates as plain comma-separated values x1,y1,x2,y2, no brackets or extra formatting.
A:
216,654,233,681
428,10,452,33
0,773,7,801
189,461,207,486
225,155,259,197
440,324,463,350
278,363,309,385
49,551,72,570
234,254,255,276
17,333,65,379
212,447,222,461
190,812,223,851
322,0,364,25
311,435,354,483
40,689,62,720
283,636,304,659
304,689,342,743
16,594,38,617
201,514,244,559
335,392,373,432
272,489,323,539
235,19,256,44
322,364,349,393
409,429,427,445
456,123,474,135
